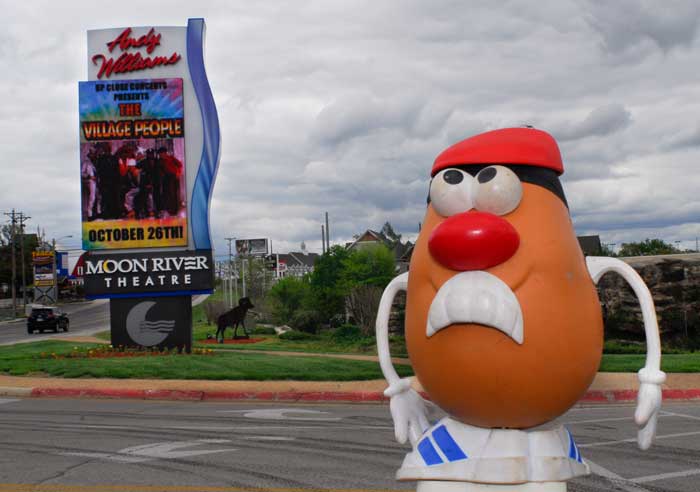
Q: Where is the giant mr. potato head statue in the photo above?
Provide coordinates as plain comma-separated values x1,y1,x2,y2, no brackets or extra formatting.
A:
376,128,666,491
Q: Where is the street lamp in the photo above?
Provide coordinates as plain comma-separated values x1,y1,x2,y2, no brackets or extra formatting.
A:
52,235,73,305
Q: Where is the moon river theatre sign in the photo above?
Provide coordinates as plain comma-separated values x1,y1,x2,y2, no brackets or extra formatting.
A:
80,19,220,350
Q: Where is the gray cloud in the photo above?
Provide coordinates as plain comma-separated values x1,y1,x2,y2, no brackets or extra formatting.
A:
554,104,632,142
1,0,700,257
583,0,700,55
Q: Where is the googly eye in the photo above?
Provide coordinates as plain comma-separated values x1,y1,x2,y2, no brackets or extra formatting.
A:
473,165,522,216
429,169,474,217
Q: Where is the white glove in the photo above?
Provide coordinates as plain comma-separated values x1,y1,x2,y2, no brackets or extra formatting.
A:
635,367,666,450
385,378,430,445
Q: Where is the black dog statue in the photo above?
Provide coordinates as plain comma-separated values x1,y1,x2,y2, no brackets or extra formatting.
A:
216,297,255,342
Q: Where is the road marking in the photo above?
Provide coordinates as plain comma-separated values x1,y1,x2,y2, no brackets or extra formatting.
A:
564,413,682,425
0,485,397,492
241,436,295,442
0,486,393,492
0,399,19,405
632,468,700,483
579,430,700,448
564,416,634,425
586,459,650,492
659,411,700,422
167,425,391,431
220,408,342,421
59,424,130,430
59,440,236,463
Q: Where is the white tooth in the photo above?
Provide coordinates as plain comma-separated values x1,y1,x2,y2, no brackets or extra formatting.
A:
512,310,524,344
427,285,451,337
446,289,470,326
426,271,525,344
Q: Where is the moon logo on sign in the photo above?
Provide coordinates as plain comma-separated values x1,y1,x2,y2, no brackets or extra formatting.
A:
126,301,175,346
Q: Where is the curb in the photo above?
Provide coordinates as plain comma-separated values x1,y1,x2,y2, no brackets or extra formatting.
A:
7,387,700,403
28,388,390,402
0,386,34,398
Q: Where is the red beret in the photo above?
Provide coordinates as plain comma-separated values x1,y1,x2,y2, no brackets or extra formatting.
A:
432,127,563,177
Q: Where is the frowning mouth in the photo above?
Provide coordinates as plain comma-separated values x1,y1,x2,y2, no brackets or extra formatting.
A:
426,271,524,344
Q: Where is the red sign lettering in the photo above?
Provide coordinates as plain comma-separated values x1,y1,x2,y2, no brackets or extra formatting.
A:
107,28,161,54
92,27,180,79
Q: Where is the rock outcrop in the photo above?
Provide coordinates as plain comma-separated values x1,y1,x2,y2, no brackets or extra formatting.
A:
597,253,700,348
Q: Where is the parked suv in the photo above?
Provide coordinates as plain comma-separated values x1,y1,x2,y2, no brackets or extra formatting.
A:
27,307,69,334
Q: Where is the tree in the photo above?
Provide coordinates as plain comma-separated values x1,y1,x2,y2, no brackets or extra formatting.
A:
380,221,402,244
308,245,351,322
341,244,396,288
600,243,617,257
0,232,37,294
0,225,13,246
267,276,311,324
341,244,396,335
618,239,680,257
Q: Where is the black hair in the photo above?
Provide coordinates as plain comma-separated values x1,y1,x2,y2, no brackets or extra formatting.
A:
428,164,568,208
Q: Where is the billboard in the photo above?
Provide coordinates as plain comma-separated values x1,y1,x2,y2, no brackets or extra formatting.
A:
86,20,220,252
84,249,214,298
235,238,268,256
79,78,187,250
32,251,55,287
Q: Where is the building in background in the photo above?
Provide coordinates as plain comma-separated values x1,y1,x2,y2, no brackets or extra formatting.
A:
275,242,319,278
346,228,414,273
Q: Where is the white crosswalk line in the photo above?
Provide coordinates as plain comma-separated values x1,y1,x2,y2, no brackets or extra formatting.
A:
59,440,237,462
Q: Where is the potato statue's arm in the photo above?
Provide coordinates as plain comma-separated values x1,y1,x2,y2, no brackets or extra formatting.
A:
376,272,429,445
586,256,666,450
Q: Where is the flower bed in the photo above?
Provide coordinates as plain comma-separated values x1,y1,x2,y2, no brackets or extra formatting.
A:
201,338,266,345
39,345,214,360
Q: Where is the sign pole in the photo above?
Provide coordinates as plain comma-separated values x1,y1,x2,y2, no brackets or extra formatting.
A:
10,210,17,316
51,238,57,304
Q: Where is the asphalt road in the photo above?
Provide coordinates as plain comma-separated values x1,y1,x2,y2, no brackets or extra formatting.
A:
0,399,698,491
0,300,109,345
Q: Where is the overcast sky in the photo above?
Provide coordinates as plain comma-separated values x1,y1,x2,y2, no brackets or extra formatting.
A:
2,0,700,256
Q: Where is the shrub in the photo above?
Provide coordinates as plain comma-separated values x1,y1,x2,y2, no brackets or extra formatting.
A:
331,324,364,342
267,277,311,324
252,325,277,335
280,330,318,341
603,340,646,354
290,309,322,334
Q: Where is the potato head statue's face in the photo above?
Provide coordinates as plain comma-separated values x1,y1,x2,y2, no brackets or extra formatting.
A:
406,128,604,429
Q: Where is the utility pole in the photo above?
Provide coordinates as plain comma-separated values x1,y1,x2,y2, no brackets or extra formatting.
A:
241,258,247,298
321,225,326,254
3,210,17,317
17,212,30,310
225,237,234,308
325,212,330,251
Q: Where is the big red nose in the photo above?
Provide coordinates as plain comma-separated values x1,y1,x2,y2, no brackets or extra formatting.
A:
428,211,520,271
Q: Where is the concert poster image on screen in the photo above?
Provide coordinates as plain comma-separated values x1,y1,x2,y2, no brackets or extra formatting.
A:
79,78,187,250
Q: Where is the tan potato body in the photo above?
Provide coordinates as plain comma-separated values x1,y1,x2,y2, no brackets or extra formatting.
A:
406,184,603,429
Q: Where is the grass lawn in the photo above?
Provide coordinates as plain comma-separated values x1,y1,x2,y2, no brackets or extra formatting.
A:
600,354,700,373
0,341,415,380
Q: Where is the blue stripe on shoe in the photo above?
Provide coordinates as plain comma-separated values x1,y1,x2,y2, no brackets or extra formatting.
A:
567,429,582,463
418,438,444,466
432,425,468,462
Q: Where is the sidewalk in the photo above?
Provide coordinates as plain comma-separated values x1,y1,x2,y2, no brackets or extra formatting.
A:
1,372,699,403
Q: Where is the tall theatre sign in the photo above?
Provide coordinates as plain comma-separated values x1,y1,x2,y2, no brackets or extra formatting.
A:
80,19,219,350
